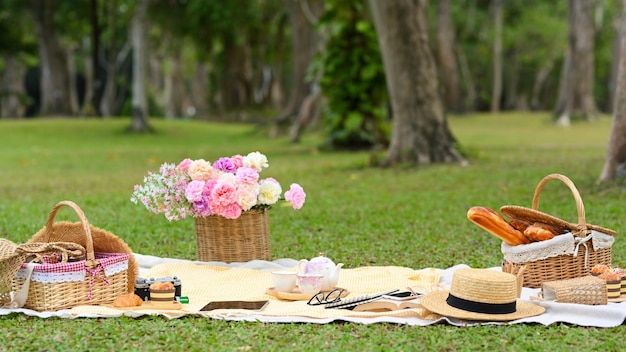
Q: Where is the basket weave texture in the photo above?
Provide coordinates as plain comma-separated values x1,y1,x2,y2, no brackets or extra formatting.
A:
541,275,607,305
12,201,129,311
500,174,617,288
194,208,270,263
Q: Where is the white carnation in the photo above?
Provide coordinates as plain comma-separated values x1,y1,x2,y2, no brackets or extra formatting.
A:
243,152,269,171
258,180,282,205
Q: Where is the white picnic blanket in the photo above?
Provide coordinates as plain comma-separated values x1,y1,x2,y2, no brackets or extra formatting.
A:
2,254,626,327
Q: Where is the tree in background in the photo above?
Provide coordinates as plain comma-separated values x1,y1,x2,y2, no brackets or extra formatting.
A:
600,0,626,182
434,0,462,114
554,0,597,125
316,0,388,150
30,0,73,116
0,1,35,118
129,0,150,132
368,0,465,165
275,0,323,130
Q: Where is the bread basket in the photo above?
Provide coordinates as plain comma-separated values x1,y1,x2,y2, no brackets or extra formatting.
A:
499,174,617,288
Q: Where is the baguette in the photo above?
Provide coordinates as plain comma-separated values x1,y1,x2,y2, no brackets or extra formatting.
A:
467,206,531,245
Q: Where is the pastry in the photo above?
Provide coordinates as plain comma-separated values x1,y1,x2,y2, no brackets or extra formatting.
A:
523,223,558,242
150,281,175,291
508,219,531,232
113,293,143,308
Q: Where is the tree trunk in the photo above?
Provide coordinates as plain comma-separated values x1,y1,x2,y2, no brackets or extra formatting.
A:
90,0,103,116
81,36,96,116
189,63,210,119
0,55,27,118
531,51,557,110
275,0,320,124
31,0,73,116
100,0,119,117
599,0,626,182
65,47,79,115
608,17,622,114
491,0,503,113
164,50,185,118
368,0,466,166
456,43,477,111
129,0,151,132
435,0,462,113
555,0,597,125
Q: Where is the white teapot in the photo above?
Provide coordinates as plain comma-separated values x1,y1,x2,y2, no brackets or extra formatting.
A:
298,253,344,291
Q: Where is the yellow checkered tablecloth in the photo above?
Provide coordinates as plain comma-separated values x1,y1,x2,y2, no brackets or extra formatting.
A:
70,262,441,320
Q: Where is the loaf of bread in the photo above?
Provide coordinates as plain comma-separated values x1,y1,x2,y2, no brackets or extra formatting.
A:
467,206,531,245
113,293,143,308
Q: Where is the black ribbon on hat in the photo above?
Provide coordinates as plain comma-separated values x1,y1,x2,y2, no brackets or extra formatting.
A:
446,294,516,314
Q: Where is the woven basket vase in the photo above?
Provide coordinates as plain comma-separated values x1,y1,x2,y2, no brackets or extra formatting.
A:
500,174,617,288
194,208,271,263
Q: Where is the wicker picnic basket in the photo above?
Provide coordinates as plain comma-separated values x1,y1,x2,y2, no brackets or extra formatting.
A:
194,208,271,263
500,174,617,288
11,201,130,311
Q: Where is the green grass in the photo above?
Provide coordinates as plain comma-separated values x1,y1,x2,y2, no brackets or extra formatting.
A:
0,112,624,351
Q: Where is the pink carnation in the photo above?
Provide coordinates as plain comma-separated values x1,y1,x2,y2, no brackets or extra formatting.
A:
203,179,217,197
210,182,237,207
177,158,193,171
284,183,306,209
214,202,242,219
193,198,212,217
185,180,205,202
235,167,259,184
231,155,244,169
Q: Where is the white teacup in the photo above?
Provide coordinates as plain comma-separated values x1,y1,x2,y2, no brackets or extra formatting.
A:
271,271,297,292
296,274,324,294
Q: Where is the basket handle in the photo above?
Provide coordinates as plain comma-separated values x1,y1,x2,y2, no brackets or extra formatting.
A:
42,201,98,268
531,174,588,234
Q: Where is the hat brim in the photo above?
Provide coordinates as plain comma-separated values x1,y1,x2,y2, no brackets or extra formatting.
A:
420,291,545,322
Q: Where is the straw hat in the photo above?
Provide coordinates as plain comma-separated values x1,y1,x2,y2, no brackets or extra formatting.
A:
420,268,545,321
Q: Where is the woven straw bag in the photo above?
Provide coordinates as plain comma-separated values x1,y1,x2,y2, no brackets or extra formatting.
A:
1,239,86,308
194,208,270,263
12,201,131,311
500,174,617,288
541,275,607,305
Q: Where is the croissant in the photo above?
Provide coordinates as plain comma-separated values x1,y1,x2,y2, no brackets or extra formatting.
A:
523,222,558,242
467,206,531,245
113,293,143,308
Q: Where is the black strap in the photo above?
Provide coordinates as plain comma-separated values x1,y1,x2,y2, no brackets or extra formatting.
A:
446,294,516,314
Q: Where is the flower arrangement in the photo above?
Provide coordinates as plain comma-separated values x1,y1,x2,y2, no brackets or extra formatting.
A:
131,152,306,221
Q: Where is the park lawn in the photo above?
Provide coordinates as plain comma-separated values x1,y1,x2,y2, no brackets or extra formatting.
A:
0,112,624,351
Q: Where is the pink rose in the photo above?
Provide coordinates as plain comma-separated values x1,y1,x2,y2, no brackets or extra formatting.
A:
284,183,306,210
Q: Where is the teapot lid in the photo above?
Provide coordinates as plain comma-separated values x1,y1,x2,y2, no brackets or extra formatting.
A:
310,252,335,265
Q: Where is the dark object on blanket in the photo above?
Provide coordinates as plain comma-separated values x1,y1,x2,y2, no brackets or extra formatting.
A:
200,300,269,311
